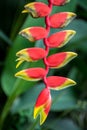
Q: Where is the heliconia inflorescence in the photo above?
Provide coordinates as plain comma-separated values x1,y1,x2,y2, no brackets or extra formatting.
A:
15,0,77,125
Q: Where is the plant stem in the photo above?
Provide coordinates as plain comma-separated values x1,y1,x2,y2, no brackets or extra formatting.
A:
28,118,39,130
0,79,24,130
43,0,53,88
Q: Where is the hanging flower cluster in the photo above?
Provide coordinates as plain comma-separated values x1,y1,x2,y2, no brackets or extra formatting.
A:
15,0,77,125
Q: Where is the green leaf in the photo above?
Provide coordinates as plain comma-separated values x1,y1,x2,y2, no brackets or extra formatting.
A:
51,88,77,111
77,0,87,10
68,67,78,80
11,83,45,114
73,57,87,77
0,30,12,45
44,118,82,130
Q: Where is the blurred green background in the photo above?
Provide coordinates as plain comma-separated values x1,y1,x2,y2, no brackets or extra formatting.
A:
0,0,87,130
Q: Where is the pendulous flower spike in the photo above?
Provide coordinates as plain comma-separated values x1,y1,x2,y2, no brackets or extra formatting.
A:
22,2,51,18
49,12,76,28
19,27,48,42
47,52,77,68
47,76,76,90
15,0,77,125
15,68,46,81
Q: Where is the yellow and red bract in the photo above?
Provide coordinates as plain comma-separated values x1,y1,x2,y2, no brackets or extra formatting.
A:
15,68,46,81
19,27,48,42
47,30,76,48
34,88,51,125
16,47,46,68
49,12,76,28
22,2,51,18
47,76,76,90
47,52,77,68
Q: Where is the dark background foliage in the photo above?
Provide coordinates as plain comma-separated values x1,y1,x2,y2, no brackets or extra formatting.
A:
0,0,87,130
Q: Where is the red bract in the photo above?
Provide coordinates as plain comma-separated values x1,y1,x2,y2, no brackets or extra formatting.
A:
19,27,48,42
15,68,46,81
47,76,76,90
47,30,76,48
26,48,46,60
49,12,76,28
52,0,70,6
22,2,51,18
34,88,51,125
47,52,77,68
16,48,46,68
15,0,77,125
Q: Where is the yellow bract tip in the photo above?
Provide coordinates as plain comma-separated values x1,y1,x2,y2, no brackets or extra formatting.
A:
16,60,24,68
34,106,47,125
66,52,78,59
56,78,76,91
66,0,70,3
24,2,35,8
15,70,26,79
40,111,47,125
65,30,76,44
22,9,28,13
68,12,76,18
66,78,76,86
67,30,76,35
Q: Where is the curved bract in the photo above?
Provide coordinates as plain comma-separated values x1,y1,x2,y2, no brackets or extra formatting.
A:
22,2,51,17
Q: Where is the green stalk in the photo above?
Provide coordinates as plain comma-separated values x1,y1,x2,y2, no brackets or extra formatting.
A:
0,79,25,130
28,118,40,130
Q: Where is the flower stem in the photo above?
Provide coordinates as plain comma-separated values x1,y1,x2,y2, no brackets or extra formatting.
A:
43,0,53,88
28,118,39,130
